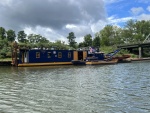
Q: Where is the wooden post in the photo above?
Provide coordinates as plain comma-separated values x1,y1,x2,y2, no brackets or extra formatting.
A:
12,41,18,66
139,46,142,58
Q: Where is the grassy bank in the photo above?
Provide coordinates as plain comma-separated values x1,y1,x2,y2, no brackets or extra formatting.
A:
100,46,117,54
100,46,129,54
0,58,12,61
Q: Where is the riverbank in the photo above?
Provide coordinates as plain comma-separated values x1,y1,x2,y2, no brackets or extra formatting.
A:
0,61,12,66
130,57,150,61
0,58,12,66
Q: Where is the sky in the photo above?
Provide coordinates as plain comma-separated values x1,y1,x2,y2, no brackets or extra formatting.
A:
0,0,150,43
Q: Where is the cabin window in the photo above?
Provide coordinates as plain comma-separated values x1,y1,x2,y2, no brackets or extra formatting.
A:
48,52,52,58
36,52,40,58
68,52,71,58
58,52,62,58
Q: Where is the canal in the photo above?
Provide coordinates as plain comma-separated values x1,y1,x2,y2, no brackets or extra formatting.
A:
0,61,150,113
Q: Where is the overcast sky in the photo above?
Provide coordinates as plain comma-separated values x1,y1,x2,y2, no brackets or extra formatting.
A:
0,0,150,43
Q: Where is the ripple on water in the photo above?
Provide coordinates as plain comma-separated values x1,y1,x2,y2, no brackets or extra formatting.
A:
0,63,150,113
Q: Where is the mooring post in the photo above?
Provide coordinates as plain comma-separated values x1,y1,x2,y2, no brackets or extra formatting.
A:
139,46,142,58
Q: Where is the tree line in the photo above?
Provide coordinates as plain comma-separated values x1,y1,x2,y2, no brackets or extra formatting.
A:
67,19,150,48
0,19,150,58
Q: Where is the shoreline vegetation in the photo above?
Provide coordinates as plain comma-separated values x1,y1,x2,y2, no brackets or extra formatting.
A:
0,58,12,61
0,19,150,61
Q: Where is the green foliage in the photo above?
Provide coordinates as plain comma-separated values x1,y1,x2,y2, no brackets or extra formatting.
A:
99,25,123,46
115,49,130,57
39,36,49,43
130,54,138,58
0,44,11,58
83,34,92,47
6,29,16,42
0,34,8,58
67,32,76,48
100,46,117,54
17,31,27,43
100,25,113,46
18,42,29,49
92,36,100,47
0,27,6,40
52,40,72,50
78,42,85,48
122,19,150,43
134,20,150,42
100,46,131,57
27,34,50,49
0,58,12,61
28,34,35,43
28,34,49,44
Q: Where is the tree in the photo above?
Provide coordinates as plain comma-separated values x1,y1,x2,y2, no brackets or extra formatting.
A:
83,34,92,47
28,34,35,43
122,19,136,43
17,31,27,43
67,32,76,48
99,25,123,46
93,36,100,47
0,27,6,40
100,25,113,46
78,42,85,48
134,20,150,42
122,20,150,43
28,34,45,44
39,36,49,43
113,26,124,45
6,29,16,42
28,34,50,49
52,40,69,50
0,38,10,58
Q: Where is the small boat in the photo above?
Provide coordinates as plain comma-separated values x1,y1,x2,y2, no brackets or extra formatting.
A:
86,59,118,65
113,54,131,61
113,54,131,63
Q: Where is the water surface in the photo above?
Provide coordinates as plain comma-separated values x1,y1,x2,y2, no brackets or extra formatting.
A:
0,61,150,113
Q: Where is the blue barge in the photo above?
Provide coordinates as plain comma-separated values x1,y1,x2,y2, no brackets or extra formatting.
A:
12,46,105,67
11,42,119,67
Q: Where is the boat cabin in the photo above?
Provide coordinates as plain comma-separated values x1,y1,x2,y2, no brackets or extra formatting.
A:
19,49,74,64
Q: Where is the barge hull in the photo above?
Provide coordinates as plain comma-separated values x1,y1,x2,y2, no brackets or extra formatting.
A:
18,62,72,67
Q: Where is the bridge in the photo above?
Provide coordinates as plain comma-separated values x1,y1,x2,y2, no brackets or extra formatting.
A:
117,34,150,58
